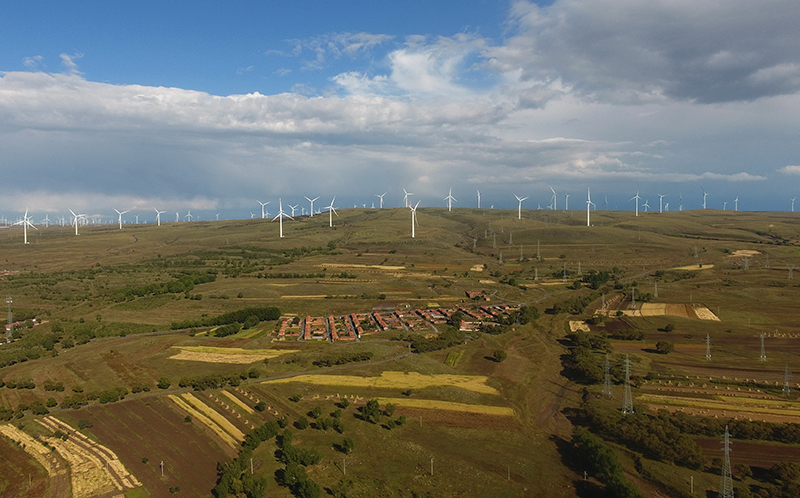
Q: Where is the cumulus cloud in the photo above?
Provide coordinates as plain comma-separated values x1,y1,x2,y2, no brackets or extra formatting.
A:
59,52,83,75
778,165,800,175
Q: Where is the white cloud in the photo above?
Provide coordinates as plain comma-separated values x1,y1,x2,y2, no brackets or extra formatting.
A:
778,165,800,175
268,32,394,71
59,52,83,75
23,55,43,69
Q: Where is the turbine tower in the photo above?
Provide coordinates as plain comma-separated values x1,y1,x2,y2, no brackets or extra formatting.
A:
258,200,270,219
565,192,570,211
325,197,338,228
514,194,528,220
477,190,481,209
630,190,641,217
658,194,666,213
69,209,86,235
289,204,298,217
410,200,420,238
444,188,457,212
113,208,130,230
784,364,792,396
549,186,557,210
154,208,166,226
13,209,37,244
792,198,796,213
701,187,708,209
304,196,319,218
706,334,712,360
734,197,739,211
403,188,413,208
719,426,734,498
375,192,386,209
272,199,293,238
586,188,595,226
622,354,634,414
760,332,767,361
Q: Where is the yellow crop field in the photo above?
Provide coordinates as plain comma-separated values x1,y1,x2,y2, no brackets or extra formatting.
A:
638,394,800,419
181,393,246,441
221,390,255,414
374,397,514,416
169,346,297,364
263,371,500,395
0,424,64,476
168,395,239,448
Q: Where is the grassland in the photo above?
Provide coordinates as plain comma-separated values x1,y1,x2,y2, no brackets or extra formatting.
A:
2,208,800,496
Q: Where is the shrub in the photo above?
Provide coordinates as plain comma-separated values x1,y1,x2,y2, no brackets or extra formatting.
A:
492,350,508,363
77,419,93,429
255,401,267,412
655,341,675,354
157,377,171,389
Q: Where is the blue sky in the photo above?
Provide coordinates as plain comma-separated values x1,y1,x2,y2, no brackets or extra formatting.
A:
1,0,800,221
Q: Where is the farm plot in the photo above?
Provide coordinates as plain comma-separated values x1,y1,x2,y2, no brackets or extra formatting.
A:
36,416,141,498
374,397,514,416
61,397,231,498
168,393,245,449
0,435,55,498
169,345,297,364
695,437,800,468
263,371,500,395
220,389,255,414
637,393,800,423
0,423,66,477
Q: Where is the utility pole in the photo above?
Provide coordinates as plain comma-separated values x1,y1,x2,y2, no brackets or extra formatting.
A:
603,354,613,399
719,426,734,498
784,364,792,397
160,461,164,477
622,355,634,414
6,297,12,340
706,334,712,360
760,332,767,361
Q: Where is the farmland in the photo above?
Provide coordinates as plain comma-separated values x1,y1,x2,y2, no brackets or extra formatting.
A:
2,208,800,496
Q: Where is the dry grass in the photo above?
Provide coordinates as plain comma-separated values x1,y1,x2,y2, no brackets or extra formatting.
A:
0,424,63,476
169,346,297,364
168,395,239,448
263,371,500,395
374,397,514,416
638,394,800,420
181,393,245,441
221,390,255,414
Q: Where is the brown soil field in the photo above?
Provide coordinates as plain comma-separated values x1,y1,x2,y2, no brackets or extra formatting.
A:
0,437,53,498
396,408,519,431
695,437,800,468
60,396,234,498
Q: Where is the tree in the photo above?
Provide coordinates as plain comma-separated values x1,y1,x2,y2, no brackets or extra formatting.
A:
362,399,381,423
492,350,508,363
295,416,309,430
157,377,171,389
655,341,675,354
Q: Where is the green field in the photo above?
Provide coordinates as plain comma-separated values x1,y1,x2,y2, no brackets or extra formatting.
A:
2,208,800,497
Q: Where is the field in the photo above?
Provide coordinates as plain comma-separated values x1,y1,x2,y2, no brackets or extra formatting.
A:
3,208,800,496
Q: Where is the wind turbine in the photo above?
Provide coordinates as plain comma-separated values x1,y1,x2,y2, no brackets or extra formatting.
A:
734,197,739,211
586,189,595,226
272,199,293,238
679,195,684,211
175,212,179,223
548,186,557,210
42,214,50,228
69,209,86,235
113,208,130,229
375,192,386,209
325,197,338,228
258,200,270,219
305,196,319,217
250,212,256,219
13,209,37,244
564,192,570,211
403,188,413,208
723,201,727,210
643,200,650,212
444,188,457,212
477,190,481,209
701,187,708,209
658,194,666,213
514,194,528,220
792,197,796,212
630,190,641,216
410,200,420,238
185,210,193,222
287,204,297,217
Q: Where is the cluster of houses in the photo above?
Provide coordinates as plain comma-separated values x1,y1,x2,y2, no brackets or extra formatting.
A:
276,300,517,343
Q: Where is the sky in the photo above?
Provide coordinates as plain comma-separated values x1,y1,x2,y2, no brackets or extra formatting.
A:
1,0,800,222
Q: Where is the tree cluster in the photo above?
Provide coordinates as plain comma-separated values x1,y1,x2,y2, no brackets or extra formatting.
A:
312,351,373,368
571,427,644,498
171,305,281,331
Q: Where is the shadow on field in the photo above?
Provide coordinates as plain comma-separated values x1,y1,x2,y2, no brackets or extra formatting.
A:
550,434,606,498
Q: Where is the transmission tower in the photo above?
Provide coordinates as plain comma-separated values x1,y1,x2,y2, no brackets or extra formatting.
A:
6,297,12,340
719,426,734,498
760,332,767,361
622,354,634,414
706,334,712,360
654,280,658,298
784,364,792,397
602,354,613,399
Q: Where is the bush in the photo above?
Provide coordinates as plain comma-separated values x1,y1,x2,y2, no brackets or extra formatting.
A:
295,416,309,430
492,350,508,363
77,419,93,429
157,377,171,389
655,341,675,354
255,401,267,412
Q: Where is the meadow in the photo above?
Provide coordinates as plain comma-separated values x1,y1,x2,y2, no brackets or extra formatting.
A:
1,207,800,497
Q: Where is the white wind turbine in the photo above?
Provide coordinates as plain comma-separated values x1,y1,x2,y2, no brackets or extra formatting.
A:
630,190,641,216
792,197,796,212
723,201,727,210
514,194,528,220
410,200,420,238
113,208,130,229
734,197,739,211
14,209,37,244
325,197,338,228
679,195,684,211
564,192,570,211
701,187,708,209
444,188,457,212
305,196,319,217
154,208,165,226
658,194,666,213
477,190,481,209
289,204,298,217
42,214,50,228
586,188,595,226
403,188,413,208
185,210,194,222
69,209,86,235
549,186,557,210
258,200,270,219
175,212,180,223
643,200,650,212
375,192,386,209
272,198,293,238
